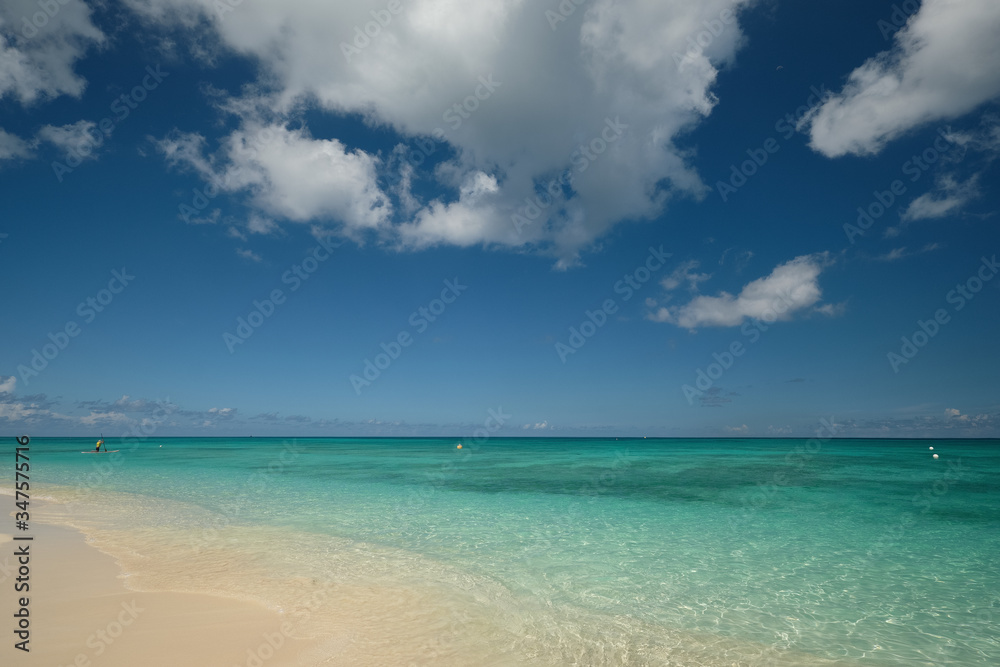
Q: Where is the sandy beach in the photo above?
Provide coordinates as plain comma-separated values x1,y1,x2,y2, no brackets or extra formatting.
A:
1,521,320,667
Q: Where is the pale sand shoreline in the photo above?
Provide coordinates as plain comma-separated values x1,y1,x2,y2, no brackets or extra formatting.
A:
3,491,857,667
1,522,321,667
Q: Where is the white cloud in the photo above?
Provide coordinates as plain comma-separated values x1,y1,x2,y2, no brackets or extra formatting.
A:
726,424,748,433
236,247,262,262
0,127,33,161
880,247,908,262
156,123,391,239
814,301,847,317
942,114,1000,156
804,0,1000,157
874,243,940,262
397,170,503,249
0,0,105,104
79,411,131,426
649,253,833,329
186,208,221,225
247,213,279,235
207,406,237,419
660,259,711,291
945,407,969,422
900,174,980,221
38,120,102,160
0,375,16,394
0,394,69,424
131,0,756,264
0,402,35,421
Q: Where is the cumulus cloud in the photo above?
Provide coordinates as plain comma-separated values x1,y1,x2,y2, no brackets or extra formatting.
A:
0,375,16,394
0,0,105,104
131,0,756,264
649,253,834,329
156,124,391,240
803,0,1000,157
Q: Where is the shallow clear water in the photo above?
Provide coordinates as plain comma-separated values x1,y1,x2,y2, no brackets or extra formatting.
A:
5,437,999,665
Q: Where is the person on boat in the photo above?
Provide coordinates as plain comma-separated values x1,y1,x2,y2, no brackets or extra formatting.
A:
95,439,104,452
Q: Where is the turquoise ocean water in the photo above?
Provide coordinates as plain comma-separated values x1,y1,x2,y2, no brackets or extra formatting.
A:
5,437,999,665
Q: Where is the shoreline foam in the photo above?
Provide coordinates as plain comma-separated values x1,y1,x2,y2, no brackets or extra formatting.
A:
17,485,859,666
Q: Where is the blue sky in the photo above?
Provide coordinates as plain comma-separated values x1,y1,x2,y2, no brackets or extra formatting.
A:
1,0,998,437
